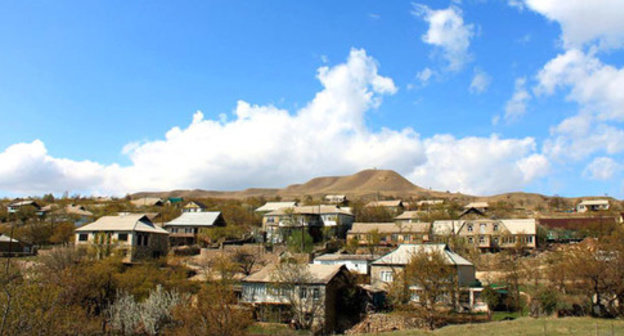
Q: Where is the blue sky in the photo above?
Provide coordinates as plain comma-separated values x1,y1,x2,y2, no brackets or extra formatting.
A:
1,0,623,197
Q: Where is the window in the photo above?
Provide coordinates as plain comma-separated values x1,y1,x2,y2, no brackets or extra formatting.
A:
493,224,499,232
381,271,394,282
493,236,499,244
118,233,128,241
404,234,411,242
299,287,308,299
468,237,473,244
143,235,149,246
78,233,88,241
312,288,320,300
480,224,486,234
527,236,534,243
479,236,485,244
391,234,398,242
467,224,473,232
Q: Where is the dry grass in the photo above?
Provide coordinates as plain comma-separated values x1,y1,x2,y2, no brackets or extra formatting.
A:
361,317,624,336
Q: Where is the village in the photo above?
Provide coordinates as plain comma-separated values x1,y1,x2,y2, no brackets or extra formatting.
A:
2,183,624,335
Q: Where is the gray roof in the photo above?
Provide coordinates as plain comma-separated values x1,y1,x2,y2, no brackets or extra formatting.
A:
76,214,168,234
243,263,346,284
499,219,536,235
372,244,473,266
165,212,223,227
0,234,20,243
349,222,430,234
266,205,353,216
366,200,403,208
578,199,609,206
314,253,380,262
255,201,298,212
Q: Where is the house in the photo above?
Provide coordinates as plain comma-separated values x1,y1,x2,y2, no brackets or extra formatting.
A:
394,211,427,224
313,253,379,275
431,219,537,250
538,216,617,242
346,222,431,246
463,202,489,212
365,200,404,214
167,197,184,205
576,199,610,213
324,195,348,205
416,199,444,208
263,205,354,243
254,201,298,213
7,200,42,214
164,211,226,245
75,214,169,262
182,200,207,213
52,204,94,226
370,243,476,290
241,263,354,333
130,197,164,207
0,234,34,256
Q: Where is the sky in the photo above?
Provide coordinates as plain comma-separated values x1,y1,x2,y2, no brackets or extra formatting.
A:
1,0,624,198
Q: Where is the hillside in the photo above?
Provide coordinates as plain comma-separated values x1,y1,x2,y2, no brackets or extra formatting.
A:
132,169,462,201
130,169,618,208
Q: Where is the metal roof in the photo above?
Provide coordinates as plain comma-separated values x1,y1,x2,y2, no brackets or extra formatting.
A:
243,263,346,284
349,222,430,234
372,243,473,266
165,212,222,227
76,214,168,234
254,201,298,212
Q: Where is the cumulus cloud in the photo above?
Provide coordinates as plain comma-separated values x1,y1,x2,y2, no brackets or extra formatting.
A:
583,157,621,180
521,0,624,50
408,135,549,195
0,48,547,196
416,67,435,84
413,4,474,71
504,77,530,122
469,68,491,94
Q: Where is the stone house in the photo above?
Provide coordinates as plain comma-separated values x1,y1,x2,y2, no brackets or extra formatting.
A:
263,205,354,243
164,211,226,245
240,263,355,333
431,219,537,251
346,222,431,246
75,213,169,262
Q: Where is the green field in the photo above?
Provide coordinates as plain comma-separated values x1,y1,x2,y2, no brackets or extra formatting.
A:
362,317,624,336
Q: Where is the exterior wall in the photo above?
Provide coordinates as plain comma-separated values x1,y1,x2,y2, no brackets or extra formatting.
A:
457,265,476,287
347,231,429,246
577,203,609,212
75,231,168,262
455,220,536,250
370,265,400,288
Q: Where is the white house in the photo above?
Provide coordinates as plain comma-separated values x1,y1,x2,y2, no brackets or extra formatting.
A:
313,253,379,275
576,199,609,213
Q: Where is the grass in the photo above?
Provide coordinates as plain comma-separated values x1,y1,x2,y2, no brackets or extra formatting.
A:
247,323,312,336
361,317,624,336
491,311,524,321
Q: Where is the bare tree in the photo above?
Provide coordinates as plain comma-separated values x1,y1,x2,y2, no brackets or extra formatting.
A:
271,261,326,331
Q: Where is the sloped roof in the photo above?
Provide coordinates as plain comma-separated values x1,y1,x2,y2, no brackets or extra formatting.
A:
365,200,403,208
76,214,168,234
500,219,536,235
325,195,347,202
184,200,207,209
416,200,444,206
0,234,20,243
578,199,609,206
243,263,345,284
266,205,353,216
349,222,430,234
464,202,489,209
9,200,40,208
65,204,94,217
395,211,426,220
165,212,223,227
130,197,164,207
314,253,380,262
255,201,298,212
372,244,473,266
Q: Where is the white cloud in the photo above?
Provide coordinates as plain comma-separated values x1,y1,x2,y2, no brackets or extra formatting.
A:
583,157,621,180
469,68,491,94
522,0,624,50
508,0,525,11
408,135,549,195
413,4,474,71
416,67,435,84
0,49,547,196
504,77,530,122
